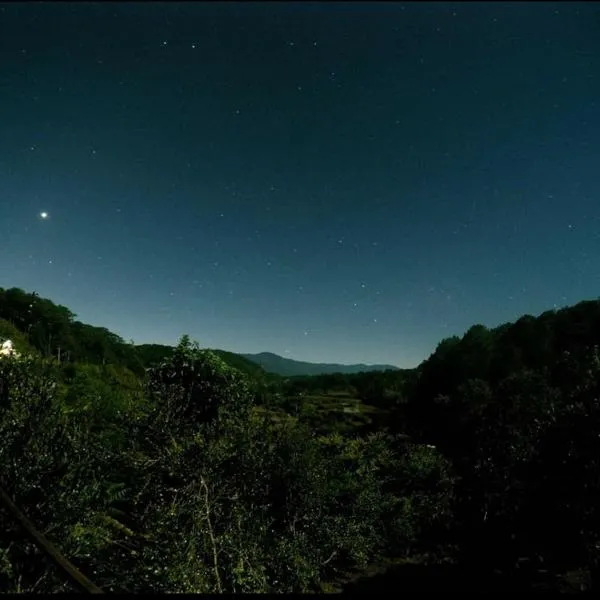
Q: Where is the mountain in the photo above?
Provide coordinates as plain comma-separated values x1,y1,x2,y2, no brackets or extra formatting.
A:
134,343,175,367
0,287,396,379
240,352,399,377
135,343,271,380
134,345,398,378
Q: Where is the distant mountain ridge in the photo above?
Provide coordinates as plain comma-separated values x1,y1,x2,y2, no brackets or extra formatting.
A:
240,351,399,376
135,345,398,377
134,343,272,379
0,287,399,378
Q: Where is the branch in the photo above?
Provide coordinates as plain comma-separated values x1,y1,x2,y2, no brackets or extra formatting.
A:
0,486,103,594
200,477,223,593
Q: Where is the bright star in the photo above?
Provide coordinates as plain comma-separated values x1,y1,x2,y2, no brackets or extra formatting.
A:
39,212,48,219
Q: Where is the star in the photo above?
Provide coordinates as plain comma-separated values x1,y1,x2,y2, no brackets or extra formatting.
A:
39,211,48,219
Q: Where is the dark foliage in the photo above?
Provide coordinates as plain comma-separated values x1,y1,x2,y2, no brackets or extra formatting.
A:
2,288,600,592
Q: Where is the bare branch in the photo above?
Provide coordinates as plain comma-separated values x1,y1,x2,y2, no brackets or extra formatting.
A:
200,477,223,593
0,485,104,594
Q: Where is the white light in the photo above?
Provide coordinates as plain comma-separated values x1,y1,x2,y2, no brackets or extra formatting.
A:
0,339,20,358
40,212,48,219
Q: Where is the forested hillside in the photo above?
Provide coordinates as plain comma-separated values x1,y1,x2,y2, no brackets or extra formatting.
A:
1,287,600,592
135,342,271,382
0,288,270,380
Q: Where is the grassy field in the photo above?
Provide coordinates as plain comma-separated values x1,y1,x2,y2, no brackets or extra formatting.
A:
253,390,389,436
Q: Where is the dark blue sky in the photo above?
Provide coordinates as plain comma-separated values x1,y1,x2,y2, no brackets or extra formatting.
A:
1,2,599,367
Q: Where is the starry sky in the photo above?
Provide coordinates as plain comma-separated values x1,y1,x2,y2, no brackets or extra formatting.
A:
1,2,599,368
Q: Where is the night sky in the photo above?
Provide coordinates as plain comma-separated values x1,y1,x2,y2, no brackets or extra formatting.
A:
2,2,599,367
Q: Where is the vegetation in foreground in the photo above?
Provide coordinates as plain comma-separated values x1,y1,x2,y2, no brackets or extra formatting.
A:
0,286,600,592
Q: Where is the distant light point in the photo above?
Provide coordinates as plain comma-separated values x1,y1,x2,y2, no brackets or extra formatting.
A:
39,211,48,219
